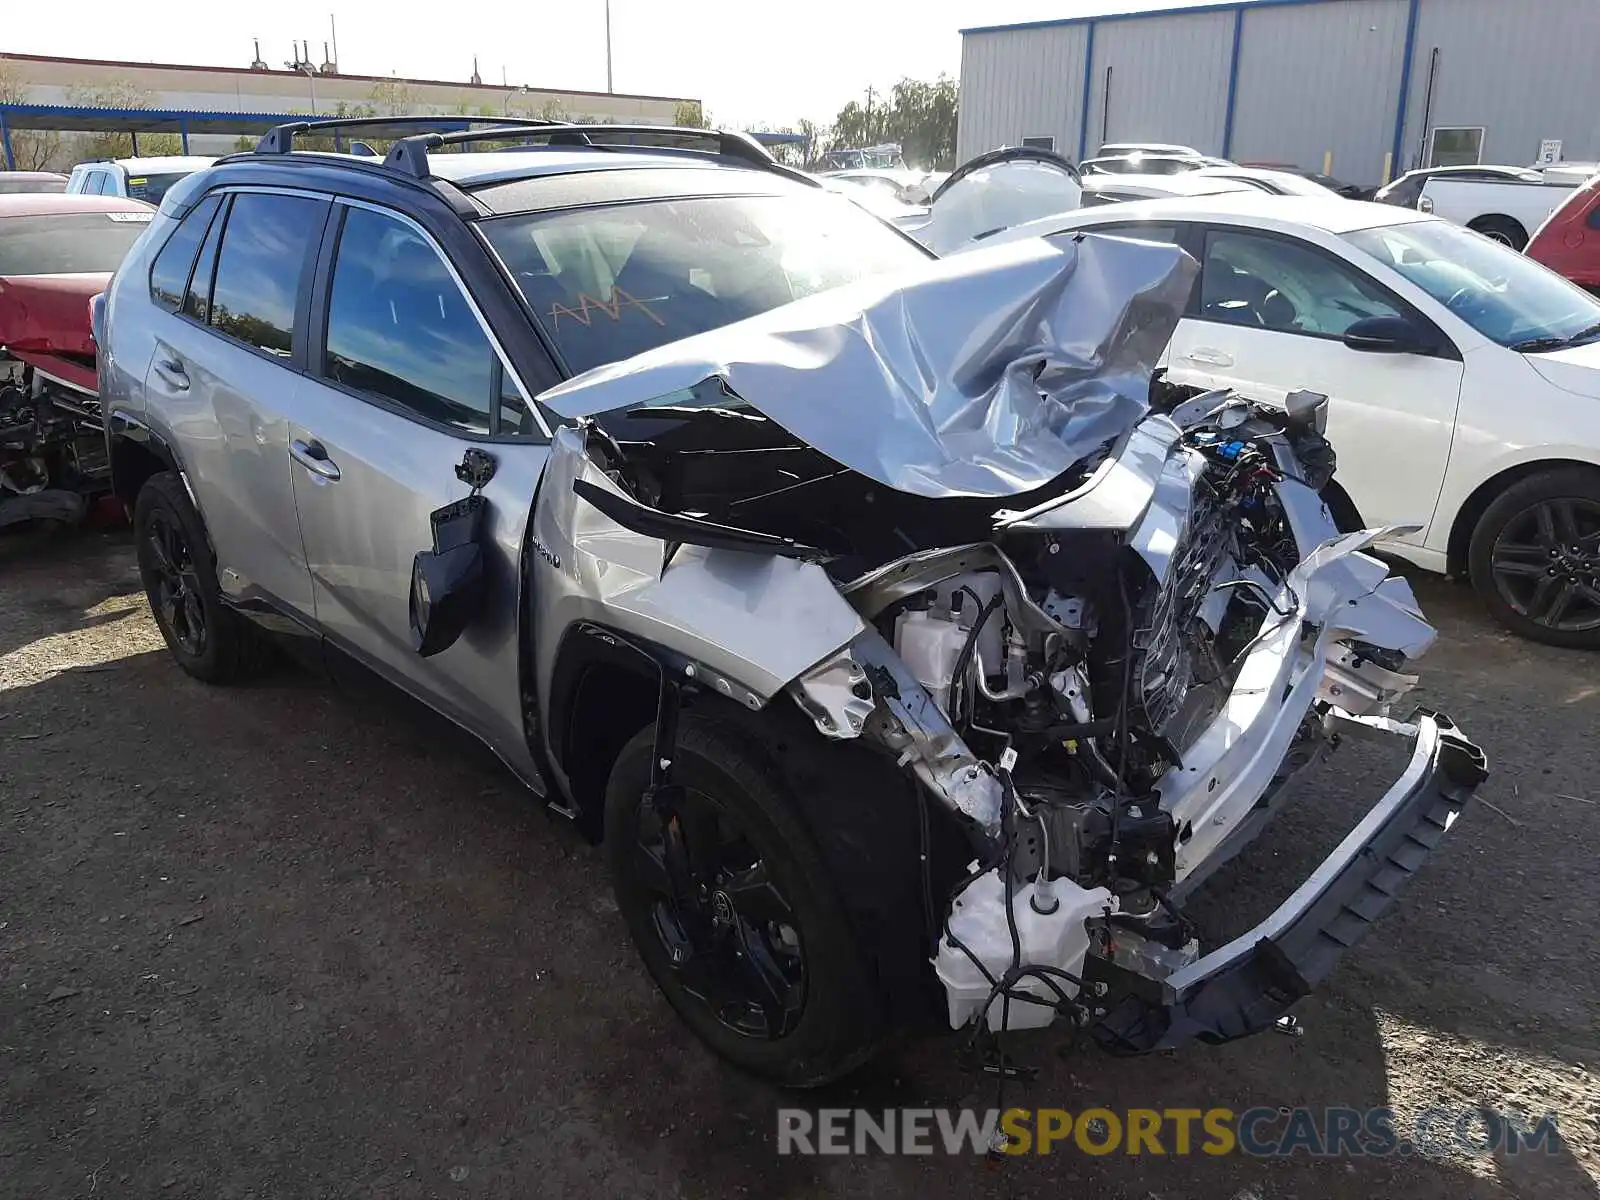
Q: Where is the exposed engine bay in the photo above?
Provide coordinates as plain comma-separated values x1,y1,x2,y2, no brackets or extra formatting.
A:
0,356,109,531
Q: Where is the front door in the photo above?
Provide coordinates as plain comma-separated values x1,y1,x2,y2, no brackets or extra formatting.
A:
287,201,553,783
1165,225,1465,543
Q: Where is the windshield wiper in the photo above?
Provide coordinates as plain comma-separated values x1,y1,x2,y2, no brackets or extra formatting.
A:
1511,320,1600,354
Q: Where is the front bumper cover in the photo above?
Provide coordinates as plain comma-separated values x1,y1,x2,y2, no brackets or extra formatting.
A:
1083,709,1487,1054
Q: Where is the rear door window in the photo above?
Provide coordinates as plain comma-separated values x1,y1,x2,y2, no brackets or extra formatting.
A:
207,191,328,358
148,193,223,312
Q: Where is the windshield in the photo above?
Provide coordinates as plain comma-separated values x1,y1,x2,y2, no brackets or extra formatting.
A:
0,210,152,275
1345,219,1600,349
126,172,196,205
482,191,929,376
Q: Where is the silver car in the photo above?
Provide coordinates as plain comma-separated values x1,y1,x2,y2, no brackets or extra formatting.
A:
96,118,1485,1087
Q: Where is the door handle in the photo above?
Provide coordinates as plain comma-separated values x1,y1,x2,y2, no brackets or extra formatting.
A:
1184,348,1234,368
289,439,341,482
152,355,189,390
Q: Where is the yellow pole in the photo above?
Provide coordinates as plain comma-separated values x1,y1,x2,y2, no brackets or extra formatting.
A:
1381,151,1393,185
1323,149,1333,176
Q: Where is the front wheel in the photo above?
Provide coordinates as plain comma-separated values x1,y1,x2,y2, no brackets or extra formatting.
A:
604,712,885,1086
1467,467,1600,648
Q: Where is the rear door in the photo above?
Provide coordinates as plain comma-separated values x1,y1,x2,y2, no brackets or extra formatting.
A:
289,199,554,782
1164,225,1464,542
140,187,329,619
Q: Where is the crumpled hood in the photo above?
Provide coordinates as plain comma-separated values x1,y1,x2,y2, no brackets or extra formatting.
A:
537,234,1197,498
0,272,109,360
1524,339,1600,399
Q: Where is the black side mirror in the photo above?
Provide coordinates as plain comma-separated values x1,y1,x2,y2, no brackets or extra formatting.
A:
409,495,487,658
1343,314,1429,354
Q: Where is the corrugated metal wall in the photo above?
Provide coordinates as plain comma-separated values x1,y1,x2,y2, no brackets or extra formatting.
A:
1401,0,1600,169
959,0,1600,187
956,25,1089,160
1084,10,1237,158
1227,0,1409,180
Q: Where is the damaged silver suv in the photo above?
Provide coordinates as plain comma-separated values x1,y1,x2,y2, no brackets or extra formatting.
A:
98,118,1486,1085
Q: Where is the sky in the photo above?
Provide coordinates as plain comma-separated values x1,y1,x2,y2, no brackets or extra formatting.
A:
3,0,1211,129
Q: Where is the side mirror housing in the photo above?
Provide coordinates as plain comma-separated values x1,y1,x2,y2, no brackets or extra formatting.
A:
409,495,487,658
1343,314,1429,354
1284,388,1330,435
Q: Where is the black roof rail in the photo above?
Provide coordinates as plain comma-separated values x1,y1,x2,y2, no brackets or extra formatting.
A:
255,114,568,155
381,122,781,178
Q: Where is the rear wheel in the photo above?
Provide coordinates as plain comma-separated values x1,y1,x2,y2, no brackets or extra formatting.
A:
134,472,271,682
604,712,885,1086
1467,467,1600,648
1468,215,1527,250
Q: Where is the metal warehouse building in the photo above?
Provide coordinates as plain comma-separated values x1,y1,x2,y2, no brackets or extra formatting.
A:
957,0,1599,186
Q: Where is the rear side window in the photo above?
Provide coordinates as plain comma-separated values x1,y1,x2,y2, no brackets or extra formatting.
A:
148,193,223,312
322,205,498,434
208,192,328,358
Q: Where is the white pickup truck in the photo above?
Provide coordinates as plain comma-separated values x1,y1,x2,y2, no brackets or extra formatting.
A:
1417,171,1578,249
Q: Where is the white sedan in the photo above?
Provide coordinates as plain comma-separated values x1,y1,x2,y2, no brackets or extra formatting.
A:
976,193,1600,646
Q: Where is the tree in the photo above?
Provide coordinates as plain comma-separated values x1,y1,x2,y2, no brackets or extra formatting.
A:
0,59,64,171
368,77,418,117
673,100,706,127
65,79,181,158
823,75,959,169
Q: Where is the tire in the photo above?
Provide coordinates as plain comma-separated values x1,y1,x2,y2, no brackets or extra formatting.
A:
604,711,887,1086
134,471,272,682
1468,215,1527,251
1467,466,1600,649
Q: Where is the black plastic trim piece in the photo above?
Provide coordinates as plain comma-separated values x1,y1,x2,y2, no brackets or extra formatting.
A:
1084,713,1486,1055
571,478,832,562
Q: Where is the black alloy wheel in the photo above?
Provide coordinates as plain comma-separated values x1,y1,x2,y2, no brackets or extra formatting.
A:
1486,497,1600,634
633,786,807,1040
142,506,208,658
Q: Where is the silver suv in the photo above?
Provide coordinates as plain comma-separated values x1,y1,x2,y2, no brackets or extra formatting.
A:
97,117,1486,1086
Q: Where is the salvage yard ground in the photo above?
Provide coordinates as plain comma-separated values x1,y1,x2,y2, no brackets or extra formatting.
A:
1,531,1596,1199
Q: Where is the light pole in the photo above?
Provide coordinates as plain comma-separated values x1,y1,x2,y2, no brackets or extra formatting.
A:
293,64,319,115
605,0,614,93
504,85,531,116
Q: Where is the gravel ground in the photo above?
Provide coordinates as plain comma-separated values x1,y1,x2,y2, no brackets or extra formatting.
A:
1,530,1596,1199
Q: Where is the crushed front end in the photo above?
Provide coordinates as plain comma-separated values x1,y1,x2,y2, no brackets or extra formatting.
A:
535,230,1486,1060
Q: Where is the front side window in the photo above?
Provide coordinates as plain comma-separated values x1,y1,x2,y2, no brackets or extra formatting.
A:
0,210,153,275
323,206,499,434
208,192,327,357
482,190,928,377
1200,229,1404,337
1345,219,1600,349
148,193,223,312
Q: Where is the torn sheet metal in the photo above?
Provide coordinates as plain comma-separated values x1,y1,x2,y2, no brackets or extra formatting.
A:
538,234,1197,499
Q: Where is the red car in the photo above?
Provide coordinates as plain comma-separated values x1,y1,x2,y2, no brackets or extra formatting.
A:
1,192,154,530
1525,171,1600,295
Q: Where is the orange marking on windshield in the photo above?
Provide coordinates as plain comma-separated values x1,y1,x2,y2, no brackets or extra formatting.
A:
547,288,667,329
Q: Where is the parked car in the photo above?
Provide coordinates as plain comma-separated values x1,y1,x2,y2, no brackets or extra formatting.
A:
0,171,69,194
1526,171,1600,295
818,167,937,205
1416,171,1580,249
816,173,930,234
1096,141,1203,157
1191,165,1342,197
1080,153,1228,176
970,192,1600,646
65,156,217,206
1372,165,1543,209
1080,173,1258,206
1239,162,1368,198
98,116,1482,1085
0,192,154,529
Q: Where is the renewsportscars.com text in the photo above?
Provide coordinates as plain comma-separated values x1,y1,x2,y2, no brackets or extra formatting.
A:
776,1106,1564,1158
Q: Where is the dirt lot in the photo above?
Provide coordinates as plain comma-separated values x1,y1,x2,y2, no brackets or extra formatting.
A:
1,531,1596,1199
